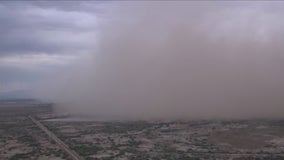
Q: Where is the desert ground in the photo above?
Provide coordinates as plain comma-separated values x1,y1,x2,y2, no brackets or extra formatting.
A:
1,101,284,160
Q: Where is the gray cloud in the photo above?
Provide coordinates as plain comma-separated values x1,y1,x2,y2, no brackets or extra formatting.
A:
0,1,104,98
0,1,101,56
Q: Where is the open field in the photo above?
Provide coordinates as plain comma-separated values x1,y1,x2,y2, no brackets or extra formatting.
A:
1,102,284,160
0,102,69,160
43,119,284,160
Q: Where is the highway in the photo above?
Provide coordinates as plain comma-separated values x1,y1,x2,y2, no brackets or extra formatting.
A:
28,116,84,160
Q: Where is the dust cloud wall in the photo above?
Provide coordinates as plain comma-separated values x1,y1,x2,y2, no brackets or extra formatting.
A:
40,2,284,120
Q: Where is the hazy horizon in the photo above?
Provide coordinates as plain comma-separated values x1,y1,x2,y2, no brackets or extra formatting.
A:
1,1,284,120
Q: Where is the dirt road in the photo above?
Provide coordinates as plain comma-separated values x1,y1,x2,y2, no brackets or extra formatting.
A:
28,116,83,160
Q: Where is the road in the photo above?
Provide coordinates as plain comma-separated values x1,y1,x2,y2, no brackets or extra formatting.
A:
28,116,84,160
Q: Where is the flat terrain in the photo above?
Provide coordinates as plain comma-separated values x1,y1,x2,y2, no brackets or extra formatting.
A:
0,102,69,160
1,102,284,160
44,119,284,160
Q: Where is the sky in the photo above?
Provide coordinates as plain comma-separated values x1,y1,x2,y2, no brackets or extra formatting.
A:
1,1,284,119
0,1,105,98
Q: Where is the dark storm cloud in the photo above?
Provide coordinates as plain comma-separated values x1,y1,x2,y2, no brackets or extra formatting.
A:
28,1,106,13
0,1,104,98
0,1,100,56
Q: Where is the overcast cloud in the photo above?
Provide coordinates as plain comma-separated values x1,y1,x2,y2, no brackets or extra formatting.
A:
0,1,101,56
0,1,105,97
